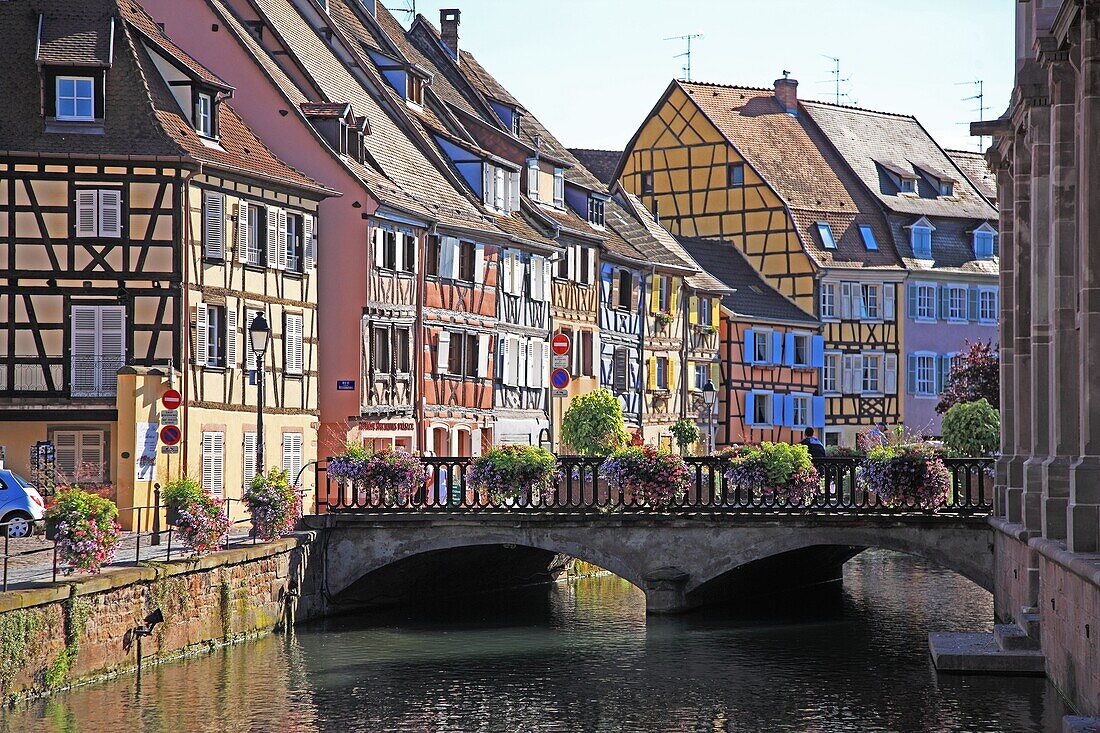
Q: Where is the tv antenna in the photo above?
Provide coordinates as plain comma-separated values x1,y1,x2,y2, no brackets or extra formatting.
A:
384,0,415,21
817,55,855,105
956,79,990,151
665,34,703,81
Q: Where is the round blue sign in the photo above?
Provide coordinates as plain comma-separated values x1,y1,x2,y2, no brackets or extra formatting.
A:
550,368,570,390
159,425,182,446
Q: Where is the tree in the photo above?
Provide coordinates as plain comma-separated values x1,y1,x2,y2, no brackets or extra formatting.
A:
560,388,629,456
670,418,701,455
941,399,1001,457
936,340,999,414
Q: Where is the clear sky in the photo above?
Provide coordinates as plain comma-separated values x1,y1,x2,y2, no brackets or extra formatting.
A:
399,0,1014,153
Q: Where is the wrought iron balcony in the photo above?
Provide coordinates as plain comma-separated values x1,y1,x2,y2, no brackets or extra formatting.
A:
70,357,125,398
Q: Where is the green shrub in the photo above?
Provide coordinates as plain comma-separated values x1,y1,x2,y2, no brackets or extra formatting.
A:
670,419,701,454
467,445,558,503
941,399,1000,457
560,388,629,456
161,477,204,513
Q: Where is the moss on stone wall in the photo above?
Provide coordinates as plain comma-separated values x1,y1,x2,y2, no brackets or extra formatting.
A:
0,610,43,699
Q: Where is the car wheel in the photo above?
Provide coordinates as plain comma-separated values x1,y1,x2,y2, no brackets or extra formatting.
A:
3,512,32,539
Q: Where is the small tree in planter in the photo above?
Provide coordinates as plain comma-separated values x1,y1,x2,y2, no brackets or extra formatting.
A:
46,487,121,575
670,418,701,455
941,399,1000,458
601,446,690,508
859,444,950,510
467,445,558,504
723,442,821,506
245,467,302,541
162,477,231,556
561,388,629,457
328,446,428,504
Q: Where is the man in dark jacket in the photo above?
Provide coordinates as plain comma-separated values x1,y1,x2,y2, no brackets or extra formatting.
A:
800,427,827,460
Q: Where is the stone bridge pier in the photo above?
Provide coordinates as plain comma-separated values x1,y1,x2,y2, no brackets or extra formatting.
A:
302,514,994,614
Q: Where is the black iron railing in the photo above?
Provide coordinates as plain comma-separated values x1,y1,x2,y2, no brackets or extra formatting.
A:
316,456,995,516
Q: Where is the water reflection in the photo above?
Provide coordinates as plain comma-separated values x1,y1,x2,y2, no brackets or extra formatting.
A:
3,550,1068,732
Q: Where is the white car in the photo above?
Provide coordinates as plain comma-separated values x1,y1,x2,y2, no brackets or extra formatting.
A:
0,466,46,538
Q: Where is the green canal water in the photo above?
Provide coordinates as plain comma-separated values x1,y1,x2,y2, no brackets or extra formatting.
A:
2,550,1069,732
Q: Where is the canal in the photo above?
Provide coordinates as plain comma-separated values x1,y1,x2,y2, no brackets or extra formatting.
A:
3,550,1068,732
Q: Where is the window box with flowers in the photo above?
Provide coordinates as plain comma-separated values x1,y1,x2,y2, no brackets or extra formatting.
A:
467,445,559,505
601,446,690,508
858,444,950,510
244,467,303,541
327,445,429,505
46,487,121,574
654,310,673,329
696,324,717,336
722,442,821,507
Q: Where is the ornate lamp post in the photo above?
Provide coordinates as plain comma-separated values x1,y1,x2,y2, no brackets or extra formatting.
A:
701,379,717,453
249,314,271,471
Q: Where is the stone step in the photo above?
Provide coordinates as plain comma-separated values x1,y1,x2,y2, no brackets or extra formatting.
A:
929,632,1046,675
995,624,1041,651
1018,606,1042,640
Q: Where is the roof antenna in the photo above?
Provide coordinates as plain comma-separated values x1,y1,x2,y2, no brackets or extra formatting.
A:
384,0,415,22
664,34,703,81
817,55,855,105
956,79,989,152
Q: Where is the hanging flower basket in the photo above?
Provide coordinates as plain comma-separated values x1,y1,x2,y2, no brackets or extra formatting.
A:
244,467,303,541
601,446,690,508
722,442,821,507
175,493,232,556
858,445,950,510
467,445,559,505
654,310,673,328
46,487,121,574
328,447,429,505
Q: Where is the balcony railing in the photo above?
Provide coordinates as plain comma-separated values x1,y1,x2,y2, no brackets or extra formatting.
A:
71,357,124,398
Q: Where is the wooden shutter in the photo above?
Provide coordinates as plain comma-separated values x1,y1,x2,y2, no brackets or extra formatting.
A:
884,283,896,321
501,250,514,294
650,275,662,313
812,396,826,429
582,330,594,377
436,331,450,374
587,248,596,286
277,208,289,270
70,306,99,394
811,335,825,368
236,202,249,263
53,432,78,480
967,287,979,321
373,227,385,267
771,393,784,425
99,305,126,365
688,296,699,325
500,335,513,385
242,432,257,488
266,205,280,268
482,164,492,206
783,333,796,366
477,334,491,378
743,329,755,365
907,284,919,319
98,189,122,237
530,255,546,301
225,306,238,369
204,192,225,259
907,354,918,394
473,243,485,283
304,214,316,270
75,190,98,238
884,354,898,394
771,332,783,365
527,340,541,387
610,269,622,309
744,393,756,426
244,308,262,371
513,336,525,386
647,356,657,390
542,341,550,388
285,313,304,375
202,432,225,495
711,298,720,329
668,278,679,315
508,170,520,213
282,433,303,484
194,303,209,367
566,246,577,282
840,282,852,319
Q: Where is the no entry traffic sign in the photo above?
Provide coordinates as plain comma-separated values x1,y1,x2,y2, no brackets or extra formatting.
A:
550,367,570,390
551,332,570,356
161,388,182,410
159,425,182,446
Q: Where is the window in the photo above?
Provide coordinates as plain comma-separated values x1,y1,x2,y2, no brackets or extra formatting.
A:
70,305,127,396
947,286,968,321
793,334,811,366
861,353,882,394
282,433,303,487
899,177,916,194
588,197,605,227
395,327,411,372
445,332,482,378
201,431,225,495
978,287,998,323
56,77,95,121
861,283,881,320
694,363,709,391
698,297,712,326
578,330,596,378
458,240,476,282
911,224,933,259
285,213,303,273
822,352,840,393
527,159,540,199
578,247,592,285
372,325,391,373
285,313,304,375
75,189,123,238
859,225,878,251
824,430,841,447
641,171,654,195
381,230,398,270
974,228,997,259
912,283,936,321
244,203,264,265
753,329,772,364
407,74,424,105
493,167,505,211
402,232,416,273
617,269,633,310
52,430,106,483
244,309,263,371
790,394,810,428
206,305,225,367
657,275,671,311
203,191,225,259
243,432,258,489
727,163,744,187
655,356,669,390
195,93,213,137
613,348,629,393
820,282,837,319
938,181,954,197
816,222,837,250
426,236,441,276
556,250,569,279
912,353,936,396
751,391,772,426
553,167,565,207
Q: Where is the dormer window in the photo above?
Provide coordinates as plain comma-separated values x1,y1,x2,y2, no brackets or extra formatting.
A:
56,77,95,121
588,197,605,227
909,217,935,259
938,181,953,197
816,221,837,250
195,92,213,137
899,177,916,194
407,74,424,106
553,167,565,208
973,223,997,259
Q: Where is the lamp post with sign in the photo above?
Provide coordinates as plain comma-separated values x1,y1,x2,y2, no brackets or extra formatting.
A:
702,379,717,452
249,314,271,471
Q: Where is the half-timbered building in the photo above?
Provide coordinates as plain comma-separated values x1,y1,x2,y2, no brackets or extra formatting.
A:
617,77,907,446
0,0,333,519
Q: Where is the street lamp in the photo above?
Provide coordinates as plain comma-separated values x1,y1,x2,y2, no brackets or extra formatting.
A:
249,313,271,470
701,379,717,453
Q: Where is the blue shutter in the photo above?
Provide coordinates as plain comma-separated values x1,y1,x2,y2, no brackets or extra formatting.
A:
810,335,825,368
967,287,979,322
812,396,826,429
783,333,796,366
771,392,783,426
907,283,918,319
771,332,783,365
744,392,755,426
744,329,755,365
783,394,795,426
938,286,949,319
907,354,918,394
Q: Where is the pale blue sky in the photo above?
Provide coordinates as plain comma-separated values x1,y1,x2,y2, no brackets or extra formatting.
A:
399,0,1014,153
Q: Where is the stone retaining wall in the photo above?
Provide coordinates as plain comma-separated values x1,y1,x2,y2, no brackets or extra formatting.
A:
0,532,323,702
992,520,1038,623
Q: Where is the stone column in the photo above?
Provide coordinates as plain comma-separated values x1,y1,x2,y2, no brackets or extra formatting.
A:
994,157,1017,520
1042,52,1078,542
1069,4,1100,553
1024,98,1052,535
1008,129,1033,527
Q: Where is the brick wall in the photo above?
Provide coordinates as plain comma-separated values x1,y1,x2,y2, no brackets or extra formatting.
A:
1038,546,1100,716
0,533,322,701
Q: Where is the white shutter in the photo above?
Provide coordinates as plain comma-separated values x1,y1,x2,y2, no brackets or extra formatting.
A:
70,307,98,394
511,336,523,386
526,339,540,386
542,341,550,387
79,432,104,480
285,313,304,375
203,191,225,259
75,190,98,238
840,282,852,320
853,284,867,321
395,231,405,272
543,257,552,297
884,283,896,321
439,236,457,279
841,354,855,394
304,214,316,270
54,432,78,480
884,354,898,394
98,189,122,237
587,248,596,286
373,227,385,267
282,433,303,484
477,333,491,378
403,232,415,273
99,306,125,391
194,303,209,367
225,305,238,369
531,255,546,301
500,335,513,385
508,170,520,213
473,243,485,283
566,246,576,282
236,202,249,263
277,208,289,270
494,167,505,210
243,432,257,488
436,331,450,374
202,432,225,495
482,164,492,206
266,205,279,268
502,250,514,294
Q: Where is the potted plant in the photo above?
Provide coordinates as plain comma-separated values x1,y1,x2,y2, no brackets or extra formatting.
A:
601,446,690,508
244,467,302,541
670,418,700,455
858,444,950,510
467,445,558,504
173,489,232,556
161,477,207,526
328,445,428,504
654,310,673,328
46,487,121,574
723,442,821,506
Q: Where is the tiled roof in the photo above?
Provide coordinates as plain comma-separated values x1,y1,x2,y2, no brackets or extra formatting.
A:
946,148,998,205
677,81,903,271
677,237,819,325
300,102,352,118
569,149,622,186
120,0,230,89
36,5,114,66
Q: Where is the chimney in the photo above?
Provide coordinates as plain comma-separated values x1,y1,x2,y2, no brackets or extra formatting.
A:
440,9,461,60
774,71,798,116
